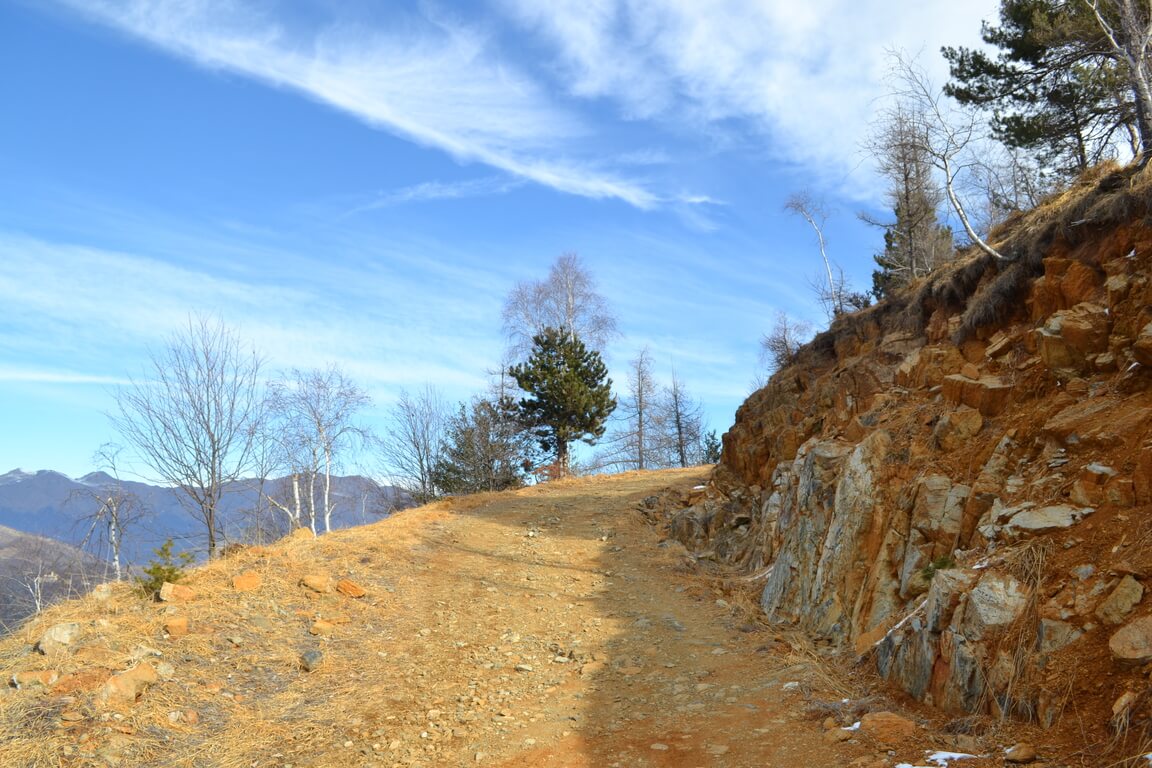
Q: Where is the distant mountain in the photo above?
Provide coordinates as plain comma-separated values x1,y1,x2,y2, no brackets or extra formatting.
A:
0,469,412,566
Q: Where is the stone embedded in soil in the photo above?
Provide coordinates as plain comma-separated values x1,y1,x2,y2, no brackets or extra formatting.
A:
159,582,196,602
858,711,919,749
1095,575,1144,626
12,669,59,689
164,616,189,638
336,578,367,598
1004,741,1037,763
301,574,334,593
1108,615,1152,665
232,571,262,592
99,663,158,705
300,650,324,671
310,620,336,636
36,622,82,655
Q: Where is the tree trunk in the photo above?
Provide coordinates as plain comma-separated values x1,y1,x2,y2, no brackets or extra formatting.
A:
557,440,570,479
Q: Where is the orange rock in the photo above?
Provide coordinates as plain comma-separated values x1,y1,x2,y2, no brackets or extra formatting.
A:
158,582,196,602
859,711,919,749
336,578,367,598
12,669,59,689
232,571,262,592
941,374,1013,416
309,619,336,636
100,663,158,705
164,616,189,638
300,574,334,594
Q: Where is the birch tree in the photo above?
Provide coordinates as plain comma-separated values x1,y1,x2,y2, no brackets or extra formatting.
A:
265,366,372,533
502,253,618,356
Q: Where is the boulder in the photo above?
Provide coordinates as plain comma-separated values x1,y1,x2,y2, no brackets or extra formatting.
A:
1096,576,1144,626
1003,504,1092,539
933,407,983,452
1109,615,1152,665
941,374,1013,417
36,623,82,655
158,582,195,602
1133,321,1152,367
961,573,1029,641
99,663,158,705
300,574,334,594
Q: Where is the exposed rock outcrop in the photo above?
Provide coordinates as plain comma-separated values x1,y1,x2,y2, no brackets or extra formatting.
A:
674,163,1152,737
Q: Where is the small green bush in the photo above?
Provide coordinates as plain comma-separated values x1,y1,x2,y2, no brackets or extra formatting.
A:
921,555,956,583
135,539,195,599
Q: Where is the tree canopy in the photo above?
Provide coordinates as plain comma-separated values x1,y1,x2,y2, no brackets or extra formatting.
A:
943,0,1140,176
509,328,615,478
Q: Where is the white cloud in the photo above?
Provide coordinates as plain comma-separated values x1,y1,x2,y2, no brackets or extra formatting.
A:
0,368,130,385
59,0,660,208
497,0,1001,198
0,229,500,403
345,176,525,215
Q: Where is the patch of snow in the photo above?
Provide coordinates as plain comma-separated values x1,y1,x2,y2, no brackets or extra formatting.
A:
926,752,977,766
842,721,860,731
895,749,978,768
781,681,800,691
0,468,33,485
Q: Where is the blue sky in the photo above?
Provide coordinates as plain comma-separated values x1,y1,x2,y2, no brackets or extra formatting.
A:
0,0,998,480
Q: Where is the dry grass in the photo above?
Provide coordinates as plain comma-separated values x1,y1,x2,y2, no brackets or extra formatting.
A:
756,159,1152,378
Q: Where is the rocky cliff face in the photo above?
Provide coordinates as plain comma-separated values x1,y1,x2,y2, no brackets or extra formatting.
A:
672,163,1152,739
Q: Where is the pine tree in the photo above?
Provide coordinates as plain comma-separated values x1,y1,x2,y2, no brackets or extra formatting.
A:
431,397,534,494
942,0,1136,176
509,328,616,478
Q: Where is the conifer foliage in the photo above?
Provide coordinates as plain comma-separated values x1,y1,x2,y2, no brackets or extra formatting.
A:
509,328,616,478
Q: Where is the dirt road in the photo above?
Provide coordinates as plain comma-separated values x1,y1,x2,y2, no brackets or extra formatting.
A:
1,468,889,767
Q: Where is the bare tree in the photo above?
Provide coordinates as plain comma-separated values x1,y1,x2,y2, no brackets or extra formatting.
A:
761,311,813,374
111,315,263,558
381,385,447,503
656,371,706,468
863,99,955,293
785,192,844,316
502,252,618,356
69,443,145,581
265,366,372,534
888,52,1008,261
621,348,660,470
1085,0,1152,159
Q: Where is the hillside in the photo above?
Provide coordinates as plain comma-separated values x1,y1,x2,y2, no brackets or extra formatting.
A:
668,161,1152,764
0,526,109,631
0,469,928,768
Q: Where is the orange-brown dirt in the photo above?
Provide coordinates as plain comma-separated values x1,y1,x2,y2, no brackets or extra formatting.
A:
0,468,1066,768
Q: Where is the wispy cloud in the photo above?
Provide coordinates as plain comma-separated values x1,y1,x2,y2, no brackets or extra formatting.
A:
0,228,501,403
59,0,660,208
0,368,130,385
345,175,525,216
497,0,1001,198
